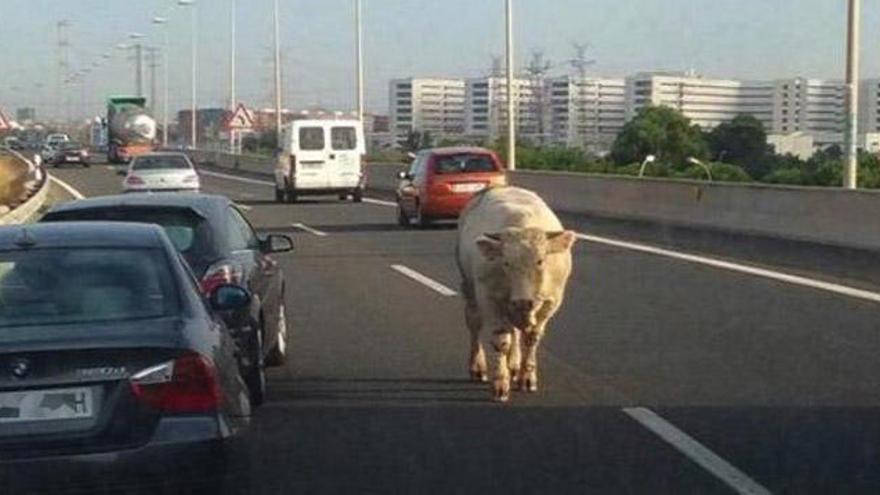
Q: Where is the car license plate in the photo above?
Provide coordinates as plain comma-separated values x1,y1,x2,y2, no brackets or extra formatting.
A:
0,387,94,423
452,183,486,193
67,156,79,161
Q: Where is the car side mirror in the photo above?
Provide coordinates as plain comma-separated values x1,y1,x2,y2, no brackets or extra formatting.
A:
260,234,294,254
210,284,251,311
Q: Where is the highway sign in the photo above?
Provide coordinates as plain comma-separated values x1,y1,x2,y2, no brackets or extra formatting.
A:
226,104,254,131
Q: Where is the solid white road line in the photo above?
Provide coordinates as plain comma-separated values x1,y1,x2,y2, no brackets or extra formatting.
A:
199,169,274,186
390,264,458,297
49,175,85,199
291,222,328,237
363,197,397,207
577,233,880,304
623,407,772,495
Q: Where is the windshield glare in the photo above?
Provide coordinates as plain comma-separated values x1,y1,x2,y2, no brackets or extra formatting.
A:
0,248,178,327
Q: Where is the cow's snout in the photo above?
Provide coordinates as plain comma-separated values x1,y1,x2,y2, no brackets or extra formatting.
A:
509,299,538,329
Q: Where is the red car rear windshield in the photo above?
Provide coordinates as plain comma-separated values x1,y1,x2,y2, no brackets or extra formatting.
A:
433,154,498,175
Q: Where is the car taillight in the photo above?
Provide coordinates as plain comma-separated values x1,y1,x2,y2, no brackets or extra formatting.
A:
126,175,145,185
130,352,221,413
200,262,243,295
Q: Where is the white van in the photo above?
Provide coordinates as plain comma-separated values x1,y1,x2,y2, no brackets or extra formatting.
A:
274,119,366,203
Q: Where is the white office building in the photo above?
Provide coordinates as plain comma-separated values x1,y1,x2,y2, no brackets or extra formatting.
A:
625,72,774,130
389,78,466,143
771,78,844,147
545,76,626,153
464,77,544,142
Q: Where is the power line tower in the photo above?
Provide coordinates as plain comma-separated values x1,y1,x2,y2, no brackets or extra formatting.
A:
568,42,595,78
525,51,552,144
56,20,71,122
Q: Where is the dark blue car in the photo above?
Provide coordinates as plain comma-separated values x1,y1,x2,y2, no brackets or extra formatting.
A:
0,222,252,493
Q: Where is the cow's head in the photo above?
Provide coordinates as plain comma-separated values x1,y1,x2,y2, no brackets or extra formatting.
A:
476,227,576,329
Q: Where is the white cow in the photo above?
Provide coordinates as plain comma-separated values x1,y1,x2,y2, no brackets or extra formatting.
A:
456,186,576,402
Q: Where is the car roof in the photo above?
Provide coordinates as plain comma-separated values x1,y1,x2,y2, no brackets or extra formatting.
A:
424,146,496,156
133,152,191,159
0,221,167,250
48,193,230,218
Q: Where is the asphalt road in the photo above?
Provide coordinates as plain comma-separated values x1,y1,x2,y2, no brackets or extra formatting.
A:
45,160,880,494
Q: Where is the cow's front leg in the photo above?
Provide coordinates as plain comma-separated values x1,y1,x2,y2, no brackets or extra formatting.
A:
520,327,543,393
465,303,487,382
489,327,514,402
508,328,521,388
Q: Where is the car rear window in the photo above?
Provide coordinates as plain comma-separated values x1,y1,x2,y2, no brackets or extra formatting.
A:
132,156,192,171
331,127,358,150
43,208,212,268
433,154,498,175
299,127,325,151
0,248,179,328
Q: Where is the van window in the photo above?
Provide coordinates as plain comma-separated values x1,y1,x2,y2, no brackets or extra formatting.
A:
299,127,325,151
331,127,358,151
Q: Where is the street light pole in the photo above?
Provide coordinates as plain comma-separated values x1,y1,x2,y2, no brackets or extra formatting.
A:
230,0,237,152
355,0,364,122
844,0,860,189
190,5,197,149
152,17,169,147
505,0,516,171
273,0,283,145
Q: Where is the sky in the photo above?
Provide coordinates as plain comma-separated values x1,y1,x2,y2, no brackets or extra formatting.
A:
1,0,879,121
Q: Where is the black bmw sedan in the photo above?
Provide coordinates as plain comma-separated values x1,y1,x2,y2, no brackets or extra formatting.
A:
0,222,251,493
43,193,294,406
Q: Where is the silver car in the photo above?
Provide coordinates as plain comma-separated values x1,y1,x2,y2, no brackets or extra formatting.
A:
122,153,201,193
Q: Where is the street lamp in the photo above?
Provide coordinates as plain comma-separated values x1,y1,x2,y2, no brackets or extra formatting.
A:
354,0,364,122
273,0,282,146
152,16,170,147
687,157,713,182
638,154,656,177
229,0,237,153
178,0,197,149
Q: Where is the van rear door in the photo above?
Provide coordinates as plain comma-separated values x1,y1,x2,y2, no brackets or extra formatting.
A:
328,124,363,189
293,125,330,190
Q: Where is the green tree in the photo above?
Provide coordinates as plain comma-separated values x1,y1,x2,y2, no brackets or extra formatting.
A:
707,115,770,179
611,105,709,166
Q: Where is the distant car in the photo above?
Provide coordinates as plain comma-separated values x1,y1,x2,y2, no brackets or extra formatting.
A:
2,136,23,150
396,147,508,227
122,152,200,193
0,222,251,492
50,142,89,167
39,144,59,163
43,194,294,406
274,119,366,203
44,133,70,148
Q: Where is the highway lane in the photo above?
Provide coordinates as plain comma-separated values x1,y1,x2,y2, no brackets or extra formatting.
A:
47,163,880,494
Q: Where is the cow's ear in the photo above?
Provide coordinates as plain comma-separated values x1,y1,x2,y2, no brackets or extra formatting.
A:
546,230,577,253
476,234,503,260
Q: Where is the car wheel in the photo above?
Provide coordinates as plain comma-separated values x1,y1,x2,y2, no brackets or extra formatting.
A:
397,205,410,227
352,188,363,203
265,302,288,367
82,162,90,168
338,193,349,201
243,323,266,407
415,203,432,229
286,192,298,204
275,187,285,203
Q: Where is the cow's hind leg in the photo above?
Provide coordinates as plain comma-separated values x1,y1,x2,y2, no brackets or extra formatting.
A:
465,303,487,382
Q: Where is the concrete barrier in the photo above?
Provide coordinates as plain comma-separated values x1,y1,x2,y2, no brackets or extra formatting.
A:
188,150,880,252
0,149,50,225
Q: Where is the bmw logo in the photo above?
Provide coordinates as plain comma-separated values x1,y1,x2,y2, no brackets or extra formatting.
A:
10,358,31,379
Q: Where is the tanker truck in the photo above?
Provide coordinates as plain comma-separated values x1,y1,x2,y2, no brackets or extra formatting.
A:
106,96,157,163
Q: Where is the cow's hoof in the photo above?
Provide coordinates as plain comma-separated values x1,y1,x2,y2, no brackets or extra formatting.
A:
492,380,510,402
470,370,488,383
509,368,521,386
523,372,538,392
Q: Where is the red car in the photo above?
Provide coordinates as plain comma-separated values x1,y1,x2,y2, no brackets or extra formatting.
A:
396,147,508,227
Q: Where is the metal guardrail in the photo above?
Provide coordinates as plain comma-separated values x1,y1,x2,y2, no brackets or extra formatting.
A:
0,147,50,225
